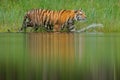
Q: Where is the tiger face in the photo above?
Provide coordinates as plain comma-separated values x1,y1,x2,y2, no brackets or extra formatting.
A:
74,9,87,21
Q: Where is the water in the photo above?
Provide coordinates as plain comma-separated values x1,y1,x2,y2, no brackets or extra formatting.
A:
0,33,120,80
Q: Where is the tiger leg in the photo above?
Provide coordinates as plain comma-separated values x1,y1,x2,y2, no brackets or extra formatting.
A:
19,20,27,32
60,25,65,31
45,25,51,32
53,24,61,32
30,23,38,32
47,25,53,32
20,16,33,32
19,15,28,32
67,20,76,32
68,24,76,32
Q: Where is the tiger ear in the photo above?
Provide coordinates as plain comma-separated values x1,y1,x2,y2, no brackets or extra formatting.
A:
80,8,82,11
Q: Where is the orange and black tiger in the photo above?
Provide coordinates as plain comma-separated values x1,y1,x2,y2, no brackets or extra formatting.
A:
20,9,87,32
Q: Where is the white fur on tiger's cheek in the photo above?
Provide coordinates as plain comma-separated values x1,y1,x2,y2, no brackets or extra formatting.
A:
79,12,82,14
74,15,78,21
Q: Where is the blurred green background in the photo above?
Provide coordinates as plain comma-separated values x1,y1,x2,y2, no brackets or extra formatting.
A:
0,0,120,32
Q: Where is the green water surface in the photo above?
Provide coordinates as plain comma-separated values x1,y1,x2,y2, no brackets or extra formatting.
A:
0,33,120,80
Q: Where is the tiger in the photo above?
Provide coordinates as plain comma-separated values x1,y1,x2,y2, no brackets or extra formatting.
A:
20,8,87,32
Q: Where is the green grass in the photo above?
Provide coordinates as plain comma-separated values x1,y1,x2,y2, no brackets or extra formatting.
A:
0,0,120,32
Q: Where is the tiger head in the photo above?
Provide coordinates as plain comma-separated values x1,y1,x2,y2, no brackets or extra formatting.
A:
74,9,87,21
